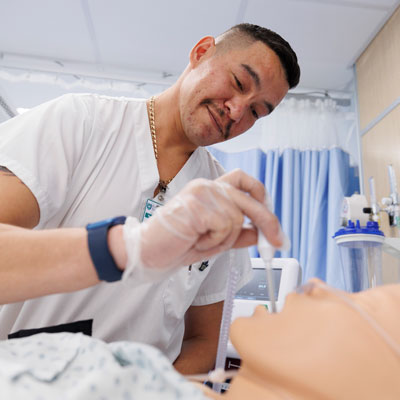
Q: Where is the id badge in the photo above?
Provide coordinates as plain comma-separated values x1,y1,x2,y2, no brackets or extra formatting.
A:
141,198,163,222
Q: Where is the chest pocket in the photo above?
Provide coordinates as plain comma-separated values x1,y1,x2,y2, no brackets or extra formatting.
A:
163,261,211,322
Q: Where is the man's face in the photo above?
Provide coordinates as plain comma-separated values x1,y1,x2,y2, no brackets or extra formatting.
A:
179,40,289,148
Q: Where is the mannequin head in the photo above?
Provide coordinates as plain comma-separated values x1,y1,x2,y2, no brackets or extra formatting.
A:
222,279,400,399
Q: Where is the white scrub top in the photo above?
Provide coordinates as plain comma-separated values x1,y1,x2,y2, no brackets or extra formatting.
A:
0,93,252,361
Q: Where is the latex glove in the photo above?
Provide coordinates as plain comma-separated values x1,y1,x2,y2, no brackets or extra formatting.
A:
122,169,284,279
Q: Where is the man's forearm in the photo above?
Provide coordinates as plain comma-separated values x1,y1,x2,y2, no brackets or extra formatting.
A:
0,223,126,304
173,335,218,375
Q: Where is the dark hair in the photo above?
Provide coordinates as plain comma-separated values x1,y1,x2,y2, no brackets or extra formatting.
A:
221,23,300,89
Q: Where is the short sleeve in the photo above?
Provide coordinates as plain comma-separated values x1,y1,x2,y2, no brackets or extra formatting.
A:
0,94,92,226
191,248,253,306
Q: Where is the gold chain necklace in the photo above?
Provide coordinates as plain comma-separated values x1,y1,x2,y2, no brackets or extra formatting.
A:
149,96,173,193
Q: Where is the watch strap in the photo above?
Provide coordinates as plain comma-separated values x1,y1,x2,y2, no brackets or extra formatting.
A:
86,216,127,282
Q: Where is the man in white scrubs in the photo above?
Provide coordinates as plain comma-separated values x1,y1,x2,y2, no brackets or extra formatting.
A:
0,23,300,373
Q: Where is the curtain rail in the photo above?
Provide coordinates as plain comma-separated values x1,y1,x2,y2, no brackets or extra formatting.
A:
285,92,351,107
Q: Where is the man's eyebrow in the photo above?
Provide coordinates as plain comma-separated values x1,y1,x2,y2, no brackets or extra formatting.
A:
241,64,260,88
241,64,274,114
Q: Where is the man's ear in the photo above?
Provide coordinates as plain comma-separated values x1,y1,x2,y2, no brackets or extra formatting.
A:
189,36,216,67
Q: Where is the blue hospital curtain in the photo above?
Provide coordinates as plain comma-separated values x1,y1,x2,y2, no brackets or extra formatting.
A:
208,146,359,289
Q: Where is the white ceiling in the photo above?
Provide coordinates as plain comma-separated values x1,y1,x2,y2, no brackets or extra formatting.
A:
0,0,399,110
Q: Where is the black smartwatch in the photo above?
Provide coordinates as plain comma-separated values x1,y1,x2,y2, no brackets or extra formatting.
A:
86,216,127,282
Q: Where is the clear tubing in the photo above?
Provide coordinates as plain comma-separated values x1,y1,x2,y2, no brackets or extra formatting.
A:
212,251,239,393
265,261,277,313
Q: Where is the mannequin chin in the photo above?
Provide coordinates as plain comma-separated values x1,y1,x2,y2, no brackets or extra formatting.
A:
201,279,400,399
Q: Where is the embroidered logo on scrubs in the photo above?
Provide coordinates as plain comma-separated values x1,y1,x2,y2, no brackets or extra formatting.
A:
199,260,209,271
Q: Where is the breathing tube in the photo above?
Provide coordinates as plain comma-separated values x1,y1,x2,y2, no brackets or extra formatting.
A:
195,230,277,392
212,250,240,393
210,238,284,392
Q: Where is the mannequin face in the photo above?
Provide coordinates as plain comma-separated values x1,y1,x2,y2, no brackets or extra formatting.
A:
231,279,357,376
229,279,400,399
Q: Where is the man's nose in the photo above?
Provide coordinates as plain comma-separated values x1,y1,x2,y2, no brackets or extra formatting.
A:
225,98,247,122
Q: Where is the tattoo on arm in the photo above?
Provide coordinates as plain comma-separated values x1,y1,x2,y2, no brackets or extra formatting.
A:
0,166,17,177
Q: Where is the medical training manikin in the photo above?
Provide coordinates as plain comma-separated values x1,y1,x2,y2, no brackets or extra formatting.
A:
1,278,400,399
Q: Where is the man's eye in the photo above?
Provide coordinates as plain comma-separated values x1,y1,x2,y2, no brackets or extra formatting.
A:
251,107,259,119
234,76,243,91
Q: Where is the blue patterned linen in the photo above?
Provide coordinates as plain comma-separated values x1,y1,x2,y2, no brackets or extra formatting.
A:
0,332,209,400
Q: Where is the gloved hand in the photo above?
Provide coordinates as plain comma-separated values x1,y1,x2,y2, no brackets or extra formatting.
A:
122,169,284,279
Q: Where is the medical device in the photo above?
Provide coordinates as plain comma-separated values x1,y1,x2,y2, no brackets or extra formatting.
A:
212,226,284,392
362,166,400,259
258,231,278,312
381,164,400,228
368,176,381,224
334,220,384,292
363,166,400,228
340,166,400,229
212,194,293,392
227,257,301,359
212,251,239,393
257,195,291,313
207,256,300,392
340,193,369,227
